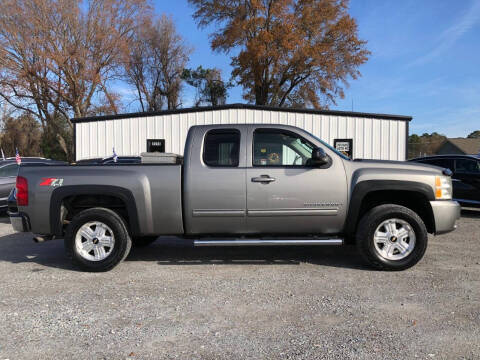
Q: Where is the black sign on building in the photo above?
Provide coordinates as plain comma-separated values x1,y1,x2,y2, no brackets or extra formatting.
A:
334,138,353,159
147,139,165,153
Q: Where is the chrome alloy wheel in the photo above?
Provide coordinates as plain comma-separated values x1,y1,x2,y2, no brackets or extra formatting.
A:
75,221,115,261
373,218,416,261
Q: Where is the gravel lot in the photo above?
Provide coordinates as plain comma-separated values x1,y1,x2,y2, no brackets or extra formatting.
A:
0,211,479,360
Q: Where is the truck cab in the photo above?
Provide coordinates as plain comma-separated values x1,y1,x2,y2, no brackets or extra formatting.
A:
184,124,348,236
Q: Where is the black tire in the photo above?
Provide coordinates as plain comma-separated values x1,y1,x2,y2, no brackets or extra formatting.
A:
356,204,428,271
132,236,158,248
64,207,132,272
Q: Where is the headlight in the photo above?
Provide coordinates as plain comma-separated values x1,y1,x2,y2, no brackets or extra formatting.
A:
435,176,452,200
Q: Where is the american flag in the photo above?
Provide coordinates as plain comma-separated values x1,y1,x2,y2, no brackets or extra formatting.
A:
112,147,118,163
15,147,21,165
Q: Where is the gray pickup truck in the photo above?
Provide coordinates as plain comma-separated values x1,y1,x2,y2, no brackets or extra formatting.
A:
9,124,460,272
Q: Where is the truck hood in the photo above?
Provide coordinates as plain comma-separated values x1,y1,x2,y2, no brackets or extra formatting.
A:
347,158,445,175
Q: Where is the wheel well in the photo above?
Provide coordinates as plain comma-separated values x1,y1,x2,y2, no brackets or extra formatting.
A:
60,194,130,234
355,190,435,234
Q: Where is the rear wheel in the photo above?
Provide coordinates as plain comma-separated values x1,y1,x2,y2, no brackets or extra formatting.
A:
65,207,132,272
356,204,428,271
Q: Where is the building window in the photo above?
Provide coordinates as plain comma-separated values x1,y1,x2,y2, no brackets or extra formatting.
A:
203,129,240,167
147,139,165,152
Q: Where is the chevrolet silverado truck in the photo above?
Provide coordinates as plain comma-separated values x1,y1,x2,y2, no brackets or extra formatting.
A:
8,124,461,272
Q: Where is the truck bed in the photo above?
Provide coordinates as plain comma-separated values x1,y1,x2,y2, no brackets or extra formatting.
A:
16,163,184,236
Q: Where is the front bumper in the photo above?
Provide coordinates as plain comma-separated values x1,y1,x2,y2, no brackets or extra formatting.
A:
8,211,31,233
430,200,461,235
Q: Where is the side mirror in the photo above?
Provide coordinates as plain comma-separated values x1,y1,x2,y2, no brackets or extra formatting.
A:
311,147,329,166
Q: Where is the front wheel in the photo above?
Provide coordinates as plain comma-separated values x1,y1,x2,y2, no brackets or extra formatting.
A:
356,204,428,271
64,207,132,272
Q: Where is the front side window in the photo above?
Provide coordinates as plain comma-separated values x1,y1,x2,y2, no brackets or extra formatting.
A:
421,158,454,171
455,158,480,173
203,130,240,167
253,130,314,166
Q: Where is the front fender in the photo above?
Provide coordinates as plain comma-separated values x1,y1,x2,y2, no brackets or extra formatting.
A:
344,179,435,236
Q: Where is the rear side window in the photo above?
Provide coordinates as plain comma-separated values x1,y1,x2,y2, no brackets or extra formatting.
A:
0,164,18,177
455,159,480,173
203,130,240,167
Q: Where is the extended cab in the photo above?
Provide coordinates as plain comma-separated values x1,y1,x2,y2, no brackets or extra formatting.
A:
8,124,461,271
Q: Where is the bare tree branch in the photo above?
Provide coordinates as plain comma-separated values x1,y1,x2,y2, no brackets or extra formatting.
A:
123,15,192,111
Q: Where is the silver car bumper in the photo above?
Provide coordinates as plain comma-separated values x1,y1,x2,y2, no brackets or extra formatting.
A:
8,211,31,233
430,200,461,235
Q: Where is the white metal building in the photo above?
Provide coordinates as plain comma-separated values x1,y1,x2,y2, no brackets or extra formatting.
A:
72,104,411,161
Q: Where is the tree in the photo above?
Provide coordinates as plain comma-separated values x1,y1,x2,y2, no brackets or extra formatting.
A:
182,66,231,107
40,114,72,161
408,132,446,159
124,15,192,111
467,130,480,139
189,0,369,108
0,0,148,160
0,112,42,156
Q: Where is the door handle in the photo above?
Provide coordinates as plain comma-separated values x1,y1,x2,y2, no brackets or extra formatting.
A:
251,175,276,183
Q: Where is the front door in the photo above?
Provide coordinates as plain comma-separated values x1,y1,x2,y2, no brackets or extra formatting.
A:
246,128,348,235
453,157,480,205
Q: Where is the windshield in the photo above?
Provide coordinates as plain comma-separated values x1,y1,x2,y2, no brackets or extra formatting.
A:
310,134,351,161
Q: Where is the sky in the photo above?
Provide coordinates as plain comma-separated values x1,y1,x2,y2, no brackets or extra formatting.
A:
146,0,480,137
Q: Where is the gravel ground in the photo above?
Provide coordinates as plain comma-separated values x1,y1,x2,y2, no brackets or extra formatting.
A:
0,211,479,360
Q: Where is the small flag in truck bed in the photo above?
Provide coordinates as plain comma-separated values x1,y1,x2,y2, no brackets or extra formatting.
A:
15,147,21,165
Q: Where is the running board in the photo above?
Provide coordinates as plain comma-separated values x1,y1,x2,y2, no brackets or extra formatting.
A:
194,238,343,247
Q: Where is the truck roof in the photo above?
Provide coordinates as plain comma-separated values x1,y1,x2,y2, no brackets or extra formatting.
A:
189,123,306,130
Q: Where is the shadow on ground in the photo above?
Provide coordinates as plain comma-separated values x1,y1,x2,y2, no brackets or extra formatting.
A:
0,232,367,272
461,208,480,219
0,216,11,224
1,209,478,272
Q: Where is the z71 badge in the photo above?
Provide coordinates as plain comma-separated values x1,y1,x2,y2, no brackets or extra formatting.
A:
39,178,64,187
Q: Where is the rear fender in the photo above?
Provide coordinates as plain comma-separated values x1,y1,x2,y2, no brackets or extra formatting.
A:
50,185,140,237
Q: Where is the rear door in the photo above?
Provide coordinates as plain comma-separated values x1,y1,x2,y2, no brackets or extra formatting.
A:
183,126,247,234
246,127,348,235
453,158,480,205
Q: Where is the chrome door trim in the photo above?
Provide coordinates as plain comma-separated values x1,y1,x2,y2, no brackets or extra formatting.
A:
192,209,246,217
247,208,338,216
